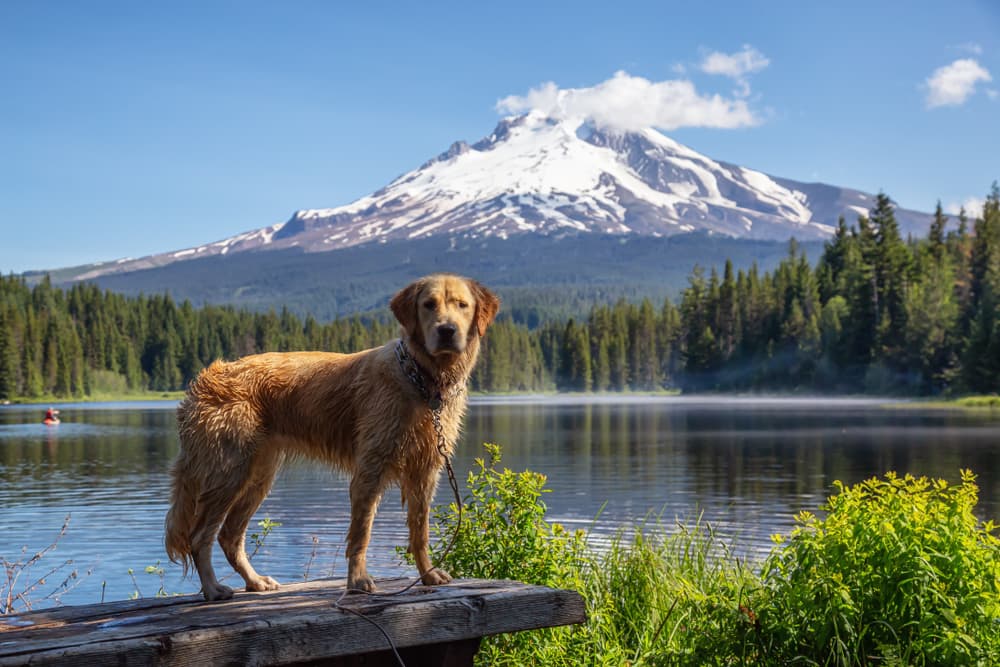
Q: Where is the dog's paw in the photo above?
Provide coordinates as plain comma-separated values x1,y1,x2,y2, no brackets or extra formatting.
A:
348,574,377,594
202,582,234,602
246,575,280,592
421,568,452,586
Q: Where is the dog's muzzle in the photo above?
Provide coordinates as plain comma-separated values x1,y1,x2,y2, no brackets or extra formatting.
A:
434,323,461,352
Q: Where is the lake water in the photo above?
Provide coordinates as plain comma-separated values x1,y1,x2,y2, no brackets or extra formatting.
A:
1,397,998,609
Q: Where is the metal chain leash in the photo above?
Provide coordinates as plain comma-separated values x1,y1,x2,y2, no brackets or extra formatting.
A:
431,399,464,569
401,338,464,574
331,340,466,667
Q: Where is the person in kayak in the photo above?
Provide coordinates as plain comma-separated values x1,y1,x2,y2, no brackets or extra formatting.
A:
44,407,60,424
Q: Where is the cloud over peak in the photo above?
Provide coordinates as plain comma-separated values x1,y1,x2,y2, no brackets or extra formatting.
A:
496,70,762,132
699,45,770,79
925,58,992,108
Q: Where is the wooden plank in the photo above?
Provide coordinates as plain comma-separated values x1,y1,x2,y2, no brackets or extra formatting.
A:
0,578,586,666
287,637,482,667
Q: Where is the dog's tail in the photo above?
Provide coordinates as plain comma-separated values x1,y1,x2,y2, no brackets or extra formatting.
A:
164,457,198,575
165,395,200,575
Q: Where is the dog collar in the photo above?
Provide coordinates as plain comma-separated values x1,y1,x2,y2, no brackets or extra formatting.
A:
394,339,462,410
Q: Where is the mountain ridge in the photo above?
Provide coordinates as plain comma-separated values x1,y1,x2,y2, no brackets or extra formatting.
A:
55,232,825,322
62,113,931,283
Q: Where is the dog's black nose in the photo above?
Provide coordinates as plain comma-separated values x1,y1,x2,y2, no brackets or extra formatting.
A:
437,323,457,340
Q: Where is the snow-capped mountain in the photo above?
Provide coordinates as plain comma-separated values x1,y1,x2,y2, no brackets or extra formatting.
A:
73,113,930,281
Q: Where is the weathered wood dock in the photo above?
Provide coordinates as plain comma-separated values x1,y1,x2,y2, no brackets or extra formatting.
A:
0,577,585,666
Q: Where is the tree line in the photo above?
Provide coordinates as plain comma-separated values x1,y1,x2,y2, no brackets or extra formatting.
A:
544,186,1000,395
0,281,401,399
1,185,997,399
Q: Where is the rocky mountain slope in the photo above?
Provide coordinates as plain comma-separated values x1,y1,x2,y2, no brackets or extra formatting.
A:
66,112,931,284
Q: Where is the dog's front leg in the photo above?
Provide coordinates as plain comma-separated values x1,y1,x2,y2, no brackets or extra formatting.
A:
404,476,452,586
346,468,384,593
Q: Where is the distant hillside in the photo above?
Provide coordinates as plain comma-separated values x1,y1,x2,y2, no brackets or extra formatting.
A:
63,232,824,323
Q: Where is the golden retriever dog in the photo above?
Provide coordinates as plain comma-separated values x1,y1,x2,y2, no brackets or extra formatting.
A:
164,274,499,601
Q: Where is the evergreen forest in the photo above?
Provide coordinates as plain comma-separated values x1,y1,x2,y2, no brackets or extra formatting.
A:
1,187,998,400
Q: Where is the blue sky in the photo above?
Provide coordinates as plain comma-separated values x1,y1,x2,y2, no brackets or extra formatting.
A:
2,1,998,274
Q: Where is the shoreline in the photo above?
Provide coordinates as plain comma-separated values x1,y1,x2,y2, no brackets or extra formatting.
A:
3,391,996,410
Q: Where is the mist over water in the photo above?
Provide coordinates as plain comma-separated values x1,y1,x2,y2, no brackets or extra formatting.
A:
1,397,997,608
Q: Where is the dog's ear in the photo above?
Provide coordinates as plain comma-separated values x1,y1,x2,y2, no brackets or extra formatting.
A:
391,279,424,336
471,280,500,337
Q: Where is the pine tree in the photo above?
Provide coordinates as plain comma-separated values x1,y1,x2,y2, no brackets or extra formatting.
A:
928,202,948,263
680,266,720,389
819,295,850,369
43,319,60,394
558,320,592,391
970,183,1000,314
948,206,975,336
609,302,630,390
593,335,611,391
716,260,738,363
818,217,851,302
961,184,1000,392
905,258,959,392
609,332,628,391
845,215,878,371
631,299,659,389
574,325,593,392
0,308,18,399
657,299,680,388
871,192,911,367
737,263,765,362
21,308,43,397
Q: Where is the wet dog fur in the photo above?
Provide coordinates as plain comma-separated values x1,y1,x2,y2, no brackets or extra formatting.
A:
164,274,499,601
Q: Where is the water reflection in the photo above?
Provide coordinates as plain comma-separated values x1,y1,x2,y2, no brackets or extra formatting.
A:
460,400,1000,538
0,398,997,609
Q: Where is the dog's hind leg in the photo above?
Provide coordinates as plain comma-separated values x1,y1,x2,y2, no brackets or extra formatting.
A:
218,449,283,593
189,469,249,601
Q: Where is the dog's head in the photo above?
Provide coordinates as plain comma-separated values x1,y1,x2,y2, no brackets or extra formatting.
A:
391,274,499,357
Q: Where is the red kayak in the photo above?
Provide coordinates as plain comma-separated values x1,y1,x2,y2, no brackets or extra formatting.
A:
44,408,61,425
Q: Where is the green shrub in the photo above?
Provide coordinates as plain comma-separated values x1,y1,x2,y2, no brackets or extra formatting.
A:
425,443,589,664
86,369,129,397
762,470,1000,666
423,447,1000,665
427,444,765,665
429,442,587,590
956,395,1000,408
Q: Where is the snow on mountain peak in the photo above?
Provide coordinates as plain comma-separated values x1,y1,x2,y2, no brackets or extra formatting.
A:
72,113,933,280
275,112,829,248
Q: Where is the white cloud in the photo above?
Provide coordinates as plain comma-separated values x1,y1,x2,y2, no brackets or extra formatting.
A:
945,197,985,219
925,58,992,108
953,42,983,55
496,71,761,132
699,45,770,99
699,45,770,79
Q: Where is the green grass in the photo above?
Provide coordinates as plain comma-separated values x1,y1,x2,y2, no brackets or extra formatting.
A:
427,445,1000,666
887,395,1000,411
5,390,185,404
954,395,1000,408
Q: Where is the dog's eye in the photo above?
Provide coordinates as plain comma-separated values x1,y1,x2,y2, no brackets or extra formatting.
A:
457,301,469,309
423,300,436,310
